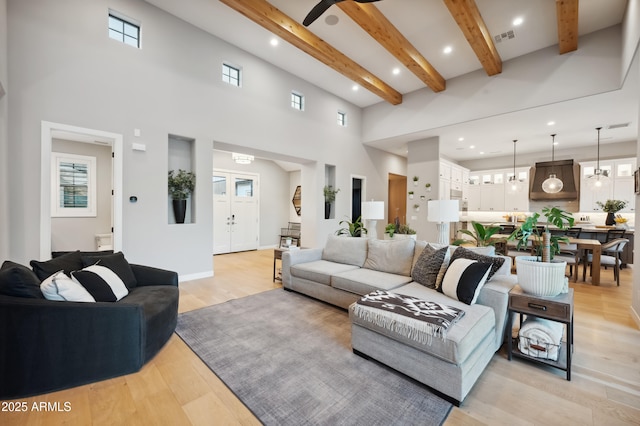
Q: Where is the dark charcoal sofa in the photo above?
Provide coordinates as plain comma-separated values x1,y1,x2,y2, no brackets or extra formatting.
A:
0,251,179,399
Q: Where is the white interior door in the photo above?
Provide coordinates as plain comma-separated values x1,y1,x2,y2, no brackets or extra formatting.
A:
213,171,259,254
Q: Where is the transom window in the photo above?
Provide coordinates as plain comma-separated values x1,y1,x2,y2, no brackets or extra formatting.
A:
337,111,347,126
51,152,97,217
222,63,241,87
108,12,140,48
291,92,304,111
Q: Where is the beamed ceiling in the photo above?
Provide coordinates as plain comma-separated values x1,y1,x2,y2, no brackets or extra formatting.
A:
145,0,636,161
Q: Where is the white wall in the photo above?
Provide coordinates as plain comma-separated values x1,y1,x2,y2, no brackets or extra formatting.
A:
5,0,405,275
406,137,440,242
50,139,113,251
0,0,8,262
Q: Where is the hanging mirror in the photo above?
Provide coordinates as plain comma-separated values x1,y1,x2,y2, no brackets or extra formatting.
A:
292,185,301,216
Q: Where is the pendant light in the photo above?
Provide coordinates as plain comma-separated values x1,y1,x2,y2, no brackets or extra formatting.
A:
542,134,563,194
507,139,523,194
586,127,610,190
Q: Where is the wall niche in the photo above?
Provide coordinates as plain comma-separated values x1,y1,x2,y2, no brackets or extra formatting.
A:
168,134,195,224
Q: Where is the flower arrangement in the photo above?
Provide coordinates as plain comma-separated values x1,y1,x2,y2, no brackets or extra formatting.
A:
614,217,628,224
596,199,627,213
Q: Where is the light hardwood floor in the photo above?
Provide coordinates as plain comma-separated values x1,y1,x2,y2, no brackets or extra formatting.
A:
2,250,639,425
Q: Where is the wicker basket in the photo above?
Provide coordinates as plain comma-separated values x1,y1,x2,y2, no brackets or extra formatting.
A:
515,256,568,297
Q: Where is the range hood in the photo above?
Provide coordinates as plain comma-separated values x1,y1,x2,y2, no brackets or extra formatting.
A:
529,160,579,201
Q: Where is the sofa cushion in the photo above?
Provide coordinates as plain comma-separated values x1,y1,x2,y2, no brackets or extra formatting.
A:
290,260,359,285
363,238,415,276
30,251,84,281
411,245,450,289
40,271,95,302
82,251,137,289
350,282,495,365
0,261,45,299
71,265,129,302
450,246,504,281
322,235,368,267
332,268,412,295
440,258,491,305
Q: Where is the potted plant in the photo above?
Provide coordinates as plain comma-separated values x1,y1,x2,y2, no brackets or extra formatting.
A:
596,199,628,225
425,183,432,192
168,169,195,223
508,206,575,296
408,191,414,199
336,215,367,237
452,221,502,247
384,223,416,240
413,203,420,212
413,176,419,186
323,185,340,219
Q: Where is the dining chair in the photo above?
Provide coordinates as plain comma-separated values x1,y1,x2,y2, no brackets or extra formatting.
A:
554,227,582,281
582,238,629,286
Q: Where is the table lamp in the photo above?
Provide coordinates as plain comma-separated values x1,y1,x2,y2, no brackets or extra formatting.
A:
427,199,460,245
361,201,385,239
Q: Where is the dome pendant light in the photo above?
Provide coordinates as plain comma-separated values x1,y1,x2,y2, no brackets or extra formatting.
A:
542,134,563,194
507,139,523,195
587,127,610,191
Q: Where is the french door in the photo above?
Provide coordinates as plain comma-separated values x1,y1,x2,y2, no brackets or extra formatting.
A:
213,171,259,254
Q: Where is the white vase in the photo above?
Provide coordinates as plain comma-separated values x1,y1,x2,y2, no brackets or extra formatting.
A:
516,256,568,297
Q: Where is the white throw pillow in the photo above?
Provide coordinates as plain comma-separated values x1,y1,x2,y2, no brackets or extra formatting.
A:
440,258,491,305
40,271,96,302
71,264,129,302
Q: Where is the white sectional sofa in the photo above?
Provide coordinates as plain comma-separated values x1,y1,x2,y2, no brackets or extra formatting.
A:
281,235,517,405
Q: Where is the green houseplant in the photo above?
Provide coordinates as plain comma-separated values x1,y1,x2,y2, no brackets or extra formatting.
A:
384,222,416,239
336,215,367,237
507,206,575,297
323,185,339,219
597,199,628,225
452,221,502,247
168,169,195,223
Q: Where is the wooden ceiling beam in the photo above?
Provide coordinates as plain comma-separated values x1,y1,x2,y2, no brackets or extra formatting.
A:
219,0,402,105
443,0,502,76
338,2,445,92
556,0,579,54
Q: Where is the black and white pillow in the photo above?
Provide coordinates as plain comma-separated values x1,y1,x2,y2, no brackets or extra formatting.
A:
450,246,505,280
71,265,129,302
81,251,137,289
40,271,95,302
411,245,450,289
440,258,491,305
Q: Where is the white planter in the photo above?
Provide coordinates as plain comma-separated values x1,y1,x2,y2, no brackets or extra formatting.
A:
383,234,417,241
516,256,568,297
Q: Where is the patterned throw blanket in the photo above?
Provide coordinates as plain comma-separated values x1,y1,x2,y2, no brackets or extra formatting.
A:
352,290,465,345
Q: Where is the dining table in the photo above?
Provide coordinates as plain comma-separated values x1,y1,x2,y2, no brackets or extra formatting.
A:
491,234,603,286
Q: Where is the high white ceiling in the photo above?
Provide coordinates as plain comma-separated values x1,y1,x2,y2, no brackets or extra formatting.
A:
145,0,637,162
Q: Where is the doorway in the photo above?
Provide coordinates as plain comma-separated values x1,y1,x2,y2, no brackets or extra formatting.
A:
388,173,407,225
213,170,259,254
40,121,123,260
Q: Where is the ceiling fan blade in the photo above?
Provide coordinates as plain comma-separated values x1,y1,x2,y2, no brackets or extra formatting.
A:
354,0,382,2
303,0,342,27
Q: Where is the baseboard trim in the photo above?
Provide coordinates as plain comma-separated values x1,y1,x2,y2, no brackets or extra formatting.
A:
179,270,213,282
631,305,640,329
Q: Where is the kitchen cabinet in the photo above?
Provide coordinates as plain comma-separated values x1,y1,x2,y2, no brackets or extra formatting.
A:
579,159,634,213
468,184,481,211
480,184,505,211
504,167,531,212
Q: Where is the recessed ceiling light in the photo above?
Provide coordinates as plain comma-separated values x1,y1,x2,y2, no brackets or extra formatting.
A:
547,121,555,126
352,85,359,91
270,38,278,46
469,145,475,149
392,67,400,75
553,141,559,146
458,137,464,141
479,151,485,155
443,46,453,54
513,17,524,26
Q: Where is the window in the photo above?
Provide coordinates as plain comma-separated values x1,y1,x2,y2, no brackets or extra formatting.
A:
235,178,253,197
51,153,97,217
337,111,347,126
222,63,241,87
108,12,140,48
291,92,304,111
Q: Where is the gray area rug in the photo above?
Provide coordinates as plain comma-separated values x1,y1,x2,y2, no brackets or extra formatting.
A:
176,289,452,426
